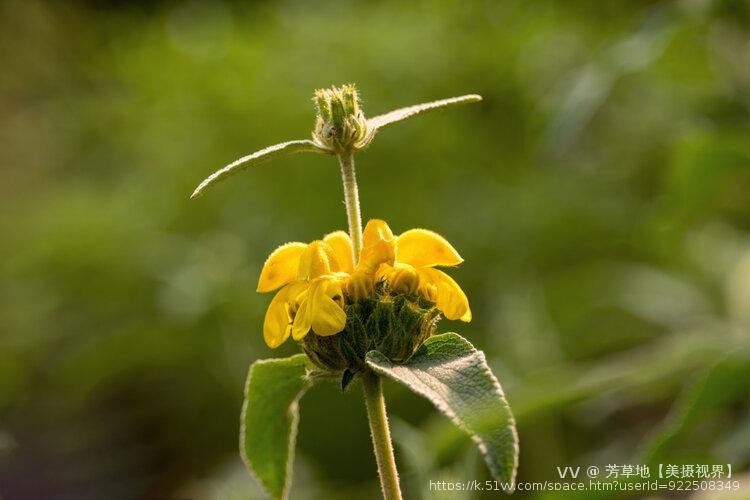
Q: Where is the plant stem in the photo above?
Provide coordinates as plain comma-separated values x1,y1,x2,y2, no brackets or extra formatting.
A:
339,149,398,498
362,370,402,500
337,151,363,265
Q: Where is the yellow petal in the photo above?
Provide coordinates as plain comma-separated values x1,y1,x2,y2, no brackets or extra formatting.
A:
310,279,347,336
362,219,395,248
297,240,341,280
323,230,354,273
263,281,308,347
292,279,346,339
291,294,312,341
257,242,307,292
360,240,395,274
417,268,471,322
359,219,396,273
397,229,463,268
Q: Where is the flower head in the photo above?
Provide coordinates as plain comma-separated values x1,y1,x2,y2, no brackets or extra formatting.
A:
257,220,394,348
257,220,470,353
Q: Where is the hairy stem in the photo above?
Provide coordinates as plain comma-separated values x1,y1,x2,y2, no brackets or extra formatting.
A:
340,149,397,497
337,151,363,265
362,370,402,500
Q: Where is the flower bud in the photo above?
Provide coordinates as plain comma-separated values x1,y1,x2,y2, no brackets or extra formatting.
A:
312,84,373,152
346,269,375,301
387,263,420,295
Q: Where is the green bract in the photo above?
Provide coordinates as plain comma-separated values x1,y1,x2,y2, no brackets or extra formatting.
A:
301,288,440,374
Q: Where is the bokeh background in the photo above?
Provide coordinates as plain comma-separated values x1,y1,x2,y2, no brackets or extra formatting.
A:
2,0,750,498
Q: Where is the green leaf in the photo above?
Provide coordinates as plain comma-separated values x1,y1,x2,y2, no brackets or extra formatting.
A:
365,333,519,492
191,139,329,198
367,94,482,131
240,354,312,500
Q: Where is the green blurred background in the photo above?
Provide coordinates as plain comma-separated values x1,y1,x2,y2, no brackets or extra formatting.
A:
2,0,750,498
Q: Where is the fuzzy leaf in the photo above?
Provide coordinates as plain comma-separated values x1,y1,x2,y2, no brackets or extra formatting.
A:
191,140,329,198
365,332,519,492
240,354,312,500
367,94,482,131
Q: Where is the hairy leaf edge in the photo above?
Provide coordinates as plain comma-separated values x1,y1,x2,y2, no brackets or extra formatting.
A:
365,332,519,492
239,355,312,500
191,139,330,199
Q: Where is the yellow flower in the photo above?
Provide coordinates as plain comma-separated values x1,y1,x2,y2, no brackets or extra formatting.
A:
255,220,467,349
256,220,395,348
379,225,472,322
258,239,347,348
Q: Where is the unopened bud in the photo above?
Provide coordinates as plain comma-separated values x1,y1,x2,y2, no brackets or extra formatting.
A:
387,263,420,295
312,84,373,152
346,269,374,301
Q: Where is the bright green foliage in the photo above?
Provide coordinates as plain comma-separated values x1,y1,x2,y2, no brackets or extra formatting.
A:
366,333,519,491
240,354,311,500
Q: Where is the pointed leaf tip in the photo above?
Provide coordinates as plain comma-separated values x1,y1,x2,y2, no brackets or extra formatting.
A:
191,139,329,199
365,333,519,492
